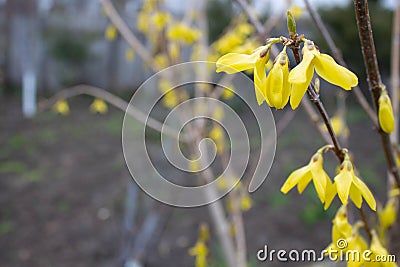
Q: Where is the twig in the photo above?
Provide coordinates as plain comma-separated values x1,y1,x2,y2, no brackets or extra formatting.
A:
37,84,187,142
391,3,400,143
303,0,377,127
353,0,400,187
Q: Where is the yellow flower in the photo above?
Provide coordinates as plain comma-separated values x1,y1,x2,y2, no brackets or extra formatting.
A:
378,197,397,233
265,48,290,109
154,54,168,69
168,42,180,62
104,24,117,41
213,32,244,54
89,98,108,114
151,11,170,30
333,153,376,210
163,91,179,108
199,223,209,242
281,150,332,204
188,241,208,267
167,22,200,44
240,193,253,211
289,40,358,109
53,100,70,115
291,6,304,19
364,231,398,267
222,87,235,100
378,91,394,134
216,46,270,105
209,125,225,154
125,49,135,62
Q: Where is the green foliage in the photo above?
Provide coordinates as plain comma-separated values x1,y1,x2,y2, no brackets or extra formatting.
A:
50,34,90,65
206,0,233,43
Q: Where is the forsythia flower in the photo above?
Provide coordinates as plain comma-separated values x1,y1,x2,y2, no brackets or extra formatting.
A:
378,91,395,134
163,91,179,108
188,241,208,267
265,48,290,109
151,11,170,30
365,231,398,267
209,125,225,154
53,100,70,115
281,149,332,204
326,207,368,267
240,193,253,211
289,39,358,109
104,24,117,41
378,196,397,236
89,98,108,114
167,22,200,44
222,87,235,100
216,45,270,105
332,153,376,210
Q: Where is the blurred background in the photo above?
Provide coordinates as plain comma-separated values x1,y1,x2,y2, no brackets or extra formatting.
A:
0,0,397,266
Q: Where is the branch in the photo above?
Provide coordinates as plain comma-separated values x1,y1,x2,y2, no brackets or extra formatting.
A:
37,85,187,142
304,0,378,127
391,3,400,143
353,0,400,187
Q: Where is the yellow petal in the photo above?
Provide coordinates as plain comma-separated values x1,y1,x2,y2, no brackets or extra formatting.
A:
310,156,328,203
281,166,310,194
324,178,337,210
314,53,358,90
297,172,313,194
378,94,395,134
216,46,265,74
379,198,397,230
288,47,315,84
254,55,268,105
289,51,314,109
352,175,376,211
265,62,283,107
349,183,363,208
334,166,353,205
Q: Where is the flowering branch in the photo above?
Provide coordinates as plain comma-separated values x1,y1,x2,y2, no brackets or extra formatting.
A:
353,0,400,187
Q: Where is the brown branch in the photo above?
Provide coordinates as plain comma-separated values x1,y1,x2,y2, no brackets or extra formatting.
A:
391,3,400,143
353,0,400,187
304,0,378,127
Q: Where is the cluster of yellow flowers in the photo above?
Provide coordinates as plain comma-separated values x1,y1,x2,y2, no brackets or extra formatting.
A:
52,98,108,115
326,205,397,267
189,223,209,267
281,147,376,211
216,38,358,109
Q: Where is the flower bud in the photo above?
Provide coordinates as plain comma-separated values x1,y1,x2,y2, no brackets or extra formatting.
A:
378,91,395,134
286,10,297,38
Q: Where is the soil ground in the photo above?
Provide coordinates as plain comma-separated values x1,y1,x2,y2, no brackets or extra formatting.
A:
0,94,389,267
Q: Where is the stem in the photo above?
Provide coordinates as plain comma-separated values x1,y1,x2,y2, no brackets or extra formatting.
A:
353,0,400,187
391,3,400,144
358,207,373,241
